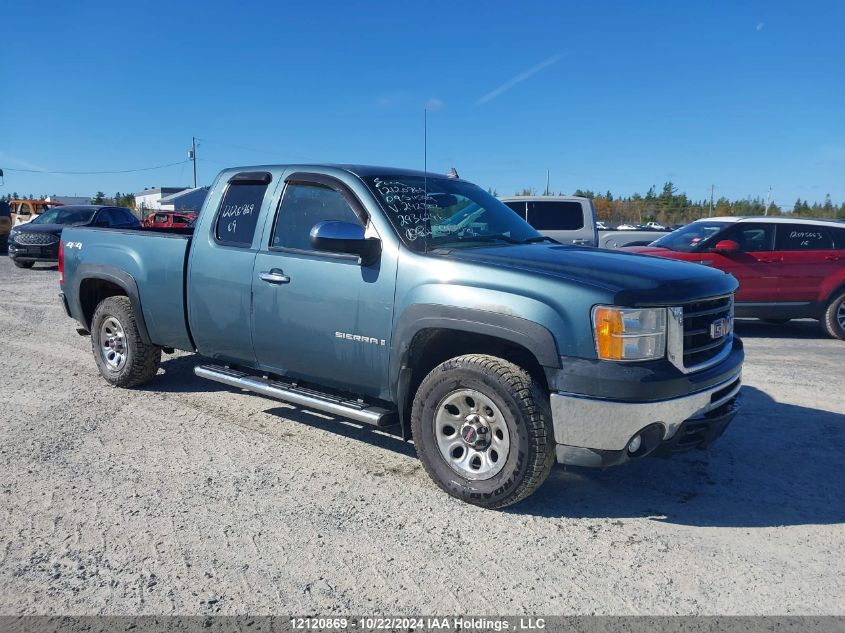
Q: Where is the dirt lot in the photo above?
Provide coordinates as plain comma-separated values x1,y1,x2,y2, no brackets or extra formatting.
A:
0,255,843,616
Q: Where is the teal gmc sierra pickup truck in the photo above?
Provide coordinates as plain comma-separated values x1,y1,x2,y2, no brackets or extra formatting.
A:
58,164,743,508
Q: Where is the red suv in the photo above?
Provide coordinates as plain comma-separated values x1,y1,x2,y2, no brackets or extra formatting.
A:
625,217,845,339
142,211,197,229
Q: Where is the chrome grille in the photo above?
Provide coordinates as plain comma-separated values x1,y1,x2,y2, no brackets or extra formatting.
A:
13,232,59,246
682,295,733,368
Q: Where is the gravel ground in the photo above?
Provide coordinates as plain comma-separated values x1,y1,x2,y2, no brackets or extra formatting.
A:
0,255,843,615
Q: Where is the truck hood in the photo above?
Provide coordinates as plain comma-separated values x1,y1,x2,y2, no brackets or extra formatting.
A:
441,244,737,305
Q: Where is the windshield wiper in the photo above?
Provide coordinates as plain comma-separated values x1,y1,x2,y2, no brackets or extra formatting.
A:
429,233,522,246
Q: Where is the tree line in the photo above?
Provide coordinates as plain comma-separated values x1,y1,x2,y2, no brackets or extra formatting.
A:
0,192,136,208
504,182,845,225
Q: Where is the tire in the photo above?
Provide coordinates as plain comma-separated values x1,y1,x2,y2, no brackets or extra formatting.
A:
90,296,161,387
762,318,790,325
411,354,555,509
13,260,34,269
821,290,845,340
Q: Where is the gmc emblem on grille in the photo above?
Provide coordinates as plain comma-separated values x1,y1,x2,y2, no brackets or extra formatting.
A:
710,317,730,339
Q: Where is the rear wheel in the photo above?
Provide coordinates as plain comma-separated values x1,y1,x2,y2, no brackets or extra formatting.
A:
90,296,161,387
411,354,555,509
13,260,34,269
821,290,845,340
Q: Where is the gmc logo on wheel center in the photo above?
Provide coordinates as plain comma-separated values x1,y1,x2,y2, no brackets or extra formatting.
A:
710,317,731,340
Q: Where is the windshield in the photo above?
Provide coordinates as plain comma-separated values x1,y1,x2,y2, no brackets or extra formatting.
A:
650,221,729,252
363,175,543,251
31,208,96,225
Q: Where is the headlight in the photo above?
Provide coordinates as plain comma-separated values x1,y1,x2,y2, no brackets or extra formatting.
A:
592,306,667,361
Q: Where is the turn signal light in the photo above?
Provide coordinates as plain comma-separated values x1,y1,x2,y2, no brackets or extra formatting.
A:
593,307,625,360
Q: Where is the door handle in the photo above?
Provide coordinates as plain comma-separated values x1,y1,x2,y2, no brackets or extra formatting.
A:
258,269,290,284
758,258,780,263
825,255,841,262
571,238,590,245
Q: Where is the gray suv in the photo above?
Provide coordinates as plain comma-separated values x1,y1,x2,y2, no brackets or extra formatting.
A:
500,196,598,246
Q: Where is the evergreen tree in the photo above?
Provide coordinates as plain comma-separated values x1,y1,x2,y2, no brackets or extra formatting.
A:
823,194,834,217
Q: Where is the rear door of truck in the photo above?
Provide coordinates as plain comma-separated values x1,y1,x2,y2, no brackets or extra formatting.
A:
187,171,278,366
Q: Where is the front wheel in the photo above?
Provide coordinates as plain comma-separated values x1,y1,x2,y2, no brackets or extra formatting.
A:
821,290,845,340
411,354,555,509
90,296,161,387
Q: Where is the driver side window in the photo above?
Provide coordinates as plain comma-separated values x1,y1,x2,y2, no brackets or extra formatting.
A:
718,224,774,252
272,182,361,251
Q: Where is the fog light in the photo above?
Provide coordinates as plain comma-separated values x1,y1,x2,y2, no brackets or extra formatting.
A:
627,435,642,453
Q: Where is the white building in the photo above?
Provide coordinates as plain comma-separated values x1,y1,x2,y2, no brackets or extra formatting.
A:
133,187,190,214
45,195,90,205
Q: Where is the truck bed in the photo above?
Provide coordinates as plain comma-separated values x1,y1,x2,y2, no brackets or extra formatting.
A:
61,226,194,351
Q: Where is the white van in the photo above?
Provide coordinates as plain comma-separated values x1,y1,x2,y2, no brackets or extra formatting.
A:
499,196,598,246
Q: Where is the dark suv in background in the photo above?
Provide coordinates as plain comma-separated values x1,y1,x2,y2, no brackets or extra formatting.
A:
8,205,139,268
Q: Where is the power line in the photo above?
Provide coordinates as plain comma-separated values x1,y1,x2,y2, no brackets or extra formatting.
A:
2,160,190,175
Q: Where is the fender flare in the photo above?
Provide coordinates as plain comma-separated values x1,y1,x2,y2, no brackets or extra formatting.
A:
73,264,152,344
390,304,560,399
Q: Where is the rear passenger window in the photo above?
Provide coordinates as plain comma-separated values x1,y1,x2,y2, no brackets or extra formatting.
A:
214,180,269,246
831,227,845,249
527,201,585,230
272,183,362,251
775,225,833,250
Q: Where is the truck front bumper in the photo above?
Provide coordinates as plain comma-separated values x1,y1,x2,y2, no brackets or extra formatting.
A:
549,341,743,468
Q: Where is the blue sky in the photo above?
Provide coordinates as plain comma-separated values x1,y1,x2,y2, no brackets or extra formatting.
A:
2,0,843,207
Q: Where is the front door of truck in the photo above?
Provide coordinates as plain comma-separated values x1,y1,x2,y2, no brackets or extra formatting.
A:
251,174,396,399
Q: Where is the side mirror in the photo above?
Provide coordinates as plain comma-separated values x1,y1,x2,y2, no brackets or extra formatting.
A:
712,239,740,253
310,221,381,264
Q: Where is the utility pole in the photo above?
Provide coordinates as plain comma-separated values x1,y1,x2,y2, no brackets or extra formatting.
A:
545,169,550,196
709,184,714,216
189,136,197,188
764,187,772,216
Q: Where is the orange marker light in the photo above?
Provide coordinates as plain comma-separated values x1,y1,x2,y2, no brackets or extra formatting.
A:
593,307,625,360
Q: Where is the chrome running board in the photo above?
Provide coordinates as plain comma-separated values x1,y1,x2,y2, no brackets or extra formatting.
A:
194,364,397,426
